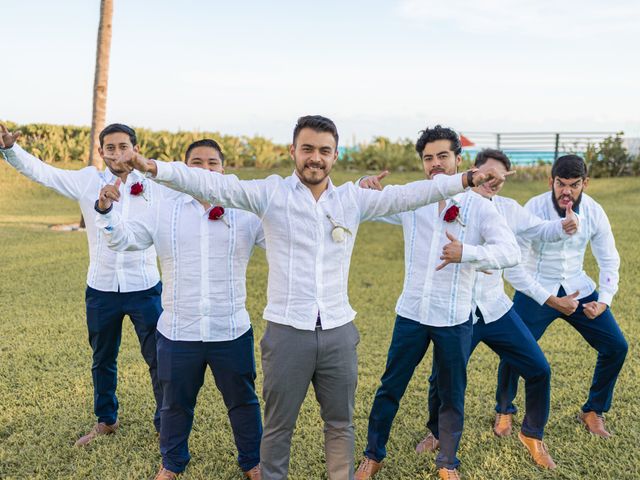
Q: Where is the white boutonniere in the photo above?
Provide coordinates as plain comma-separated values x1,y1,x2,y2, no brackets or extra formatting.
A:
327,214,352,243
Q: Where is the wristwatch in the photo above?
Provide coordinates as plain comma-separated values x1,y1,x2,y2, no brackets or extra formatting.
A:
466,170,475,188
94,199,113,215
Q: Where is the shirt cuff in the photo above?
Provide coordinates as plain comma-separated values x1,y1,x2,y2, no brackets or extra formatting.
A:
531,285,552,306
449,172,466,194
0,143,16,153
597,291,613,306
95,210,115,230
461,244,478,263
153,159,171,180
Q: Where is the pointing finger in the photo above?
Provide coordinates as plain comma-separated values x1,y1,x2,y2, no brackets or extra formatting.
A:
376,170,390,180
435,260,450,271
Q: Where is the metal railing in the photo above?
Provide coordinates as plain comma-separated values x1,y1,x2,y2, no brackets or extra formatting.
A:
462,131,618,164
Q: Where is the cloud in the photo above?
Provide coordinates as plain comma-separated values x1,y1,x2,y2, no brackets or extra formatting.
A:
396,0,640,38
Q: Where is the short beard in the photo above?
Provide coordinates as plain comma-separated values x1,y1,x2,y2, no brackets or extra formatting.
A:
551,190,583,217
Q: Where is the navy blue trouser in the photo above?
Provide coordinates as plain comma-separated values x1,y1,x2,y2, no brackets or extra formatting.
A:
365,315,472,470
85,282,163,430
428,307,551,440
157,329,262,474
497,288,628,416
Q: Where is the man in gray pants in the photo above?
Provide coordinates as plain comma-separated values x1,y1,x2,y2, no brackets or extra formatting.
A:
124,115,506,479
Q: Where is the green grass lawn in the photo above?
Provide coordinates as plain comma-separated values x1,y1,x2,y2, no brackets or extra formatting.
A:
1,161,639,479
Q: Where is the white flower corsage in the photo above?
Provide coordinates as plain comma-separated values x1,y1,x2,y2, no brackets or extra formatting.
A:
327,214,352,243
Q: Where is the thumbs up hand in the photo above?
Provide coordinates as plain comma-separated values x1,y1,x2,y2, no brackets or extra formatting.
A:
436,230,463,271
561,200,579,235
98,178,122,211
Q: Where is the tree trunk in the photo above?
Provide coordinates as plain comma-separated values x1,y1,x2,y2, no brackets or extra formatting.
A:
89,0,113,170
82,0,113,228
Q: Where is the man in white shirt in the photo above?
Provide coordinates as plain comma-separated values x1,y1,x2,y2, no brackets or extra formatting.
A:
498,154,627,439
354,127,520,480
95,139,264,480
417,149,579,471
0,123,163,446
119,115,507,480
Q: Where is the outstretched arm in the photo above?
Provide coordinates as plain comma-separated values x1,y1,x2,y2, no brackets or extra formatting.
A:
1,125,92,201
355,166,512,222
124,153,273,216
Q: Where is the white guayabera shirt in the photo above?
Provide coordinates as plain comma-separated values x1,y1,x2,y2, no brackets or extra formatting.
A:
472,195,569,324
1,144,160,292
504,191,620,306
373,190,520,327
96,193,265,341
152,161,467,331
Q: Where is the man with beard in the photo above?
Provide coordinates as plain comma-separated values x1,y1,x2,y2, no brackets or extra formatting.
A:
497,154,627,439
0,123,163,445
414,149,579,471
354,127,520,480
95,139,264,479
119,115,508,480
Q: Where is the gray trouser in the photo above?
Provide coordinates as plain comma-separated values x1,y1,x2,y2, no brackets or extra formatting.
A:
259,321,359,480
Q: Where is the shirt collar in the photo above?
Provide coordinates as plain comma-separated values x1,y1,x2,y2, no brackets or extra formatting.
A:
288,171,336,198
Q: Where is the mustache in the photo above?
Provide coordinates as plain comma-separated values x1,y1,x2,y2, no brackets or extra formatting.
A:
430,167,445,175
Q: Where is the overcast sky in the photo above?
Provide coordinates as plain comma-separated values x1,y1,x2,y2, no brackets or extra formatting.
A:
3,0,639,144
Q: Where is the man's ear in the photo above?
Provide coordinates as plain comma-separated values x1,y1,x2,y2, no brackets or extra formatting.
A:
548,176,554,190
133,145,140,153
583,177,589,189
98,147,105,159
289,144,295,160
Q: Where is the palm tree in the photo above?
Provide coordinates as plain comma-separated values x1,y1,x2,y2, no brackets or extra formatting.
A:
80,0,113,228
89,0,114,171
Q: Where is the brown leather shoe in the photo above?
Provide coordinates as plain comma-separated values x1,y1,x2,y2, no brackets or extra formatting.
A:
493,413,513,437
355,457,383,479
415,432,440,454
243,464,262,479
74,420,120,447
578,411,611,438
437,467,461,480
153,467,178,480
518,432,556,469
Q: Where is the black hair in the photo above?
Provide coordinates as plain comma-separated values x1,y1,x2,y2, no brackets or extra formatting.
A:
184,139,225,164
474,148,512,171
99,123,137,147
551,154,588,179
415,125,462,157
292,115,339,147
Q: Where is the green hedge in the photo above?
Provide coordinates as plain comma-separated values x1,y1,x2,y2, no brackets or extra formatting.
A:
3,121,637,177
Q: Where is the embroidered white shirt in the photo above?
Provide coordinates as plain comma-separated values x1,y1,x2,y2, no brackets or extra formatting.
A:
473,195,568,324
96,193,265,341
2,143,160,292
152,160,467,330
504,192,620,306
374,190,520,327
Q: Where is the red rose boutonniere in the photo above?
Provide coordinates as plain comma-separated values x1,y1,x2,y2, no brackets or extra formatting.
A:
208,206,230,227
443,203,465,226
130,182,144,196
